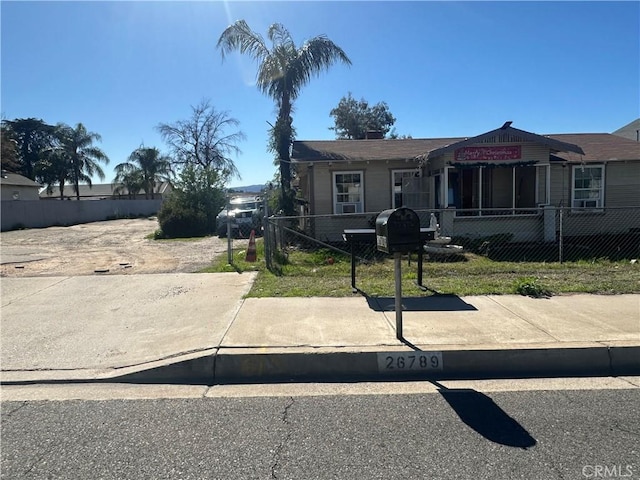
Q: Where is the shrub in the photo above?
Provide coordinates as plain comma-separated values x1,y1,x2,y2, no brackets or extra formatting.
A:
157,165,226,238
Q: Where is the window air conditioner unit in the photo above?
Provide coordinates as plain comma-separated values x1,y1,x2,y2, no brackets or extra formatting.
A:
340,203,358,214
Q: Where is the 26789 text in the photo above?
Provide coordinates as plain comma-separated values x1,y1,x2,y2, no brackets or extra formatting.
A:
377,352,443,372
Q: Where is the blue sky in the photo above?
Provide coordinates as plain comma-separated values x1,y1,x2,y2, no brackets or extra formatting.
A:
2,1,638,188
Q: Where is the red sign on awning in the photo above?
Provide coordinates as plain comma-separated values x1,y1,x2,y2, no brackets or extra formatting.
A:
454,146,522,162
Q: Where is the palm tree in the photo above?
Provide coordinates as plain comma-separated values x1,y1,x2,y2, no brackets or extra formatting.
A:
217,20,351,213
57,123,109,200
113,168,144,199
36,144,73,199
114,147,172,199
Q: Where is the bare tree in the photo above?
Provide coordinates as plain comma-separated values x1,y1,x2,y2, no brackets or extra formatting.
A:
156,99,244,183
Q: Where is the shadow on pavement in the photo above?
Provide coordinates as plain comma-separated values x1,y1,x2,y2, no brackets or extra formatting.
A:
367,294,477,312
432,381,537,449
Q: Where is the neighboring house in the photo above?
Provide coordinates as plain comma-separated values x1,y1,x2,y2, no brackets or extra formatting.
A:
40,182,172,200
0,171,41,201
613,118,640,142
292,123,640,242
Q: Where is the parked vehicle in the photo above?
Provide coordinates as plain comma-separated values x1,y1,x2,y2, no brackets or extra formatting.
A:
216,196,263,238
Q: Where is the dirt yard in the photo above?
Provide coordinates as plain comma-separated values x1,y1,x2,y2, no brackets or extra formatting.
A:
0,217,244,277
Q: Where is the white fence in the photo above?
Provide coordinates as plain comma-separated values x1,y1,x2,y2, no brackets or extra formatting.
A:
1,199,163,231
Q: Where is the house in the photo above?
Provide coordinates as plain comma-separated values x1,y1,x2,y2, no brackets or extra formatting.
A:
613,118,640,142
0,171,41,201
291,123,640,242
39,182,172,200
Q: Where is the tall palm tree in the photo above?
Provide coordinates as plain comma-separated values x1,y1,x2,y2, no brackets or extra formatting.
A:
114,147,172,199
36,144,73,199
217,20,351,213
57,123,110,200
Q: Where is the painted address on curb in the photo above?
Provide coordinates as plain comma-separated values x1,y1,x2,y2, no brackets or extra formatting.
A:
377,352,443,373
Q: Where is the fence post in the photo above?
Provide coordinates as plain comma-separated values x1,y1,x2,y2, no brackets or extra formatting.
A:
263,195,271,271
225,193,233,264
558,207,564,264
543,205,555,242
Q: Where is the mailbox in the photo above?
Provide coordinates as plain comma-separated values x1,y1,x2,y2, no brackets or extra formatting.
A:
375,207,421,254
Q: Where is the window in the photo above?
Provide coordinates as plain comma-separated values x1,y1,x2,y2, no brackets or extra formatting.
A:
333,171,363,214
572,165,604,209
446,164,544,215
392,169,426,208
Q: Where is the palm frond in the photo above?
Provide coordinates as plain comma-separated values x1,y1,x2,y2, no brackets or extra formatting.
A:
217,20,269,62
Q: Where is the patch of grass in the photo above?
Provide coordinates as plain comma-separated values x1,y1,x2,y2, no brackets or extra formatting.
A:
204,246,640,297
199,238,266,274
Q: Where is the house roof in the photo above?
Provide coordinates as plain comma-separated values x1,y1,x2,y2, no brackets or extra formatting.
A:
292,128,638,165
40,182,172,199
292,137,464,163
548,133,640,162
0,172,41,188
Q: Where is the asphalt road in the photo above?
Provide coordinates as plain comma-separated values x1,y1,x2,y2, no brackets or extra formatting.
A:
2,385,639,479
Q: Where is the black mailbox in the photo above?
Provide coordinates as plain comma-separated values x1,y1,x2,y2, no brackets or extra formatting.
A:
375,207,421,254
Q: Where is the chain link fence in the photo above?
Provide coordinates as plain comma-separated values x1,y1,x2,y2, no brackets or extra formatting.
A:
264,206,640,271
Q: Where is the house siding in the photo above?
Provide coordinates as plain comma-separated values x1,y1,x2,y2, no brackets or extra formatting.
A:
450,215,544,243
549,164,569,206
1,185,40,201
605,161,640,207
563,208,640,236
310,159,425,215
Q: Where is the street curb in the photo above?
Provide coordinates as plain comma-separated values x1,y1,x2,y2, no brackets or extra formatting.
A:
2,345,639,386
213,345,640,383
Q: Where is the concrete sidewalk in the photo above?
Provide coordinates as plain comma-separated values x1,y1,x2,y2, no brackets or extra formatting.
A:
1,274,638,384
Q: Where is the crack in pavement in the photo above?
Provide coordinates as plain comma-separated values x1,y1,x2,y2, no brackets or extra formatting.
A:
271,396,295,479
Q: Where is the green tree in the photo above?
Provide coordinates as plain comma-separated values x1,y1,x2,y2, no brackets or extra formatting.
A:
35,128,73,199
112,168,143,200
2,118,56,180
0,123,20,172
217,20,351,214
157,165,226,238
329,93,396,140
114,147,172,199
156,99,243,183
56,123,110,200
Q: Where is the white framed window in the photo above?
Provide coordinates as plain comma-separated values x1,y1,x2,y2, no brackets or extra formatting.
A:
333,171,363,214
572,165,604,209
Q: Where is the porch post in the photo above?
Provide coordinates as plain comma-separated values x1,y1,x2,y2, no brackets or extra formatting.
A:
443,167,449,208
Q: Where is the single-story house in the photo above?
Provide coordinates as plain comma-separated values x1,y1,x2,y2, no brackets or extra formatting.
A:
291,122,640,242
40,182,173,200
0,171,41,201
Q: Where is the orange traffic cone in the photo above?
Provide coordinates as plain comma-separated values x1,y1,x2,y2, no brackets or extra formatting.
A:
245,229,257,262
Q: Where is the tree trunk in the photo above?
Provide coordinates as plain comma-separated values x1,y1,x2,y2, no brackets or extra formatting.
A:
276,96,295,215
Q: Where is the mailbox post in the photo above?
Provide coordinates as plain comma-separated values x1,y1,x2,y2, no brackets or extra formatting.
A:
375,207,421,340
